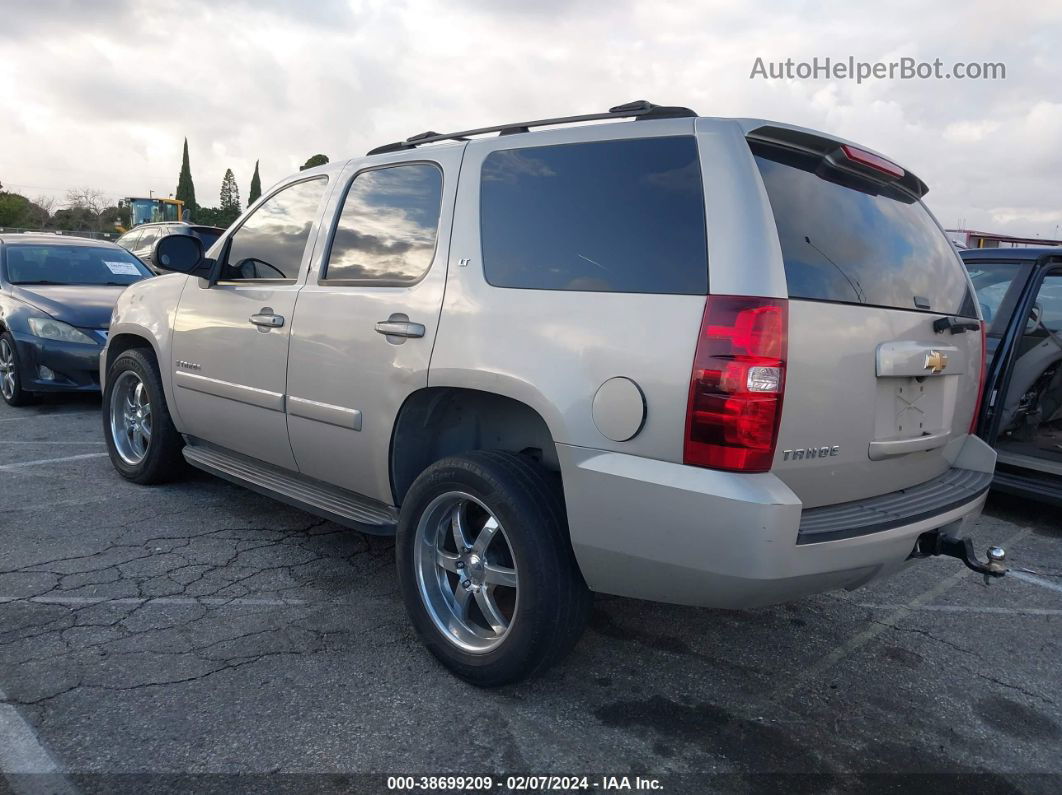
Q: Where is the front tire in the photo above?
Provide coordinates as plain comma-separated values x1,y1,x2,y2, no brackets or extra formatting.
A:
0,331,36,407
396,451,592,687
103,348,184,484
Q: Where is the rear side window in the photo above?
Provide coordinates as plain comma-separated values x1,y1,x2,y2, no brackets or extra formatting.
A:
480,137,707,294
751,141,973,315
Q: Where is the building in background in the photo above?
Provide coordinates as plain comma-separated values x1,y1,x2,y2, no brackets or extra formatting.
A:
947,228,1062,249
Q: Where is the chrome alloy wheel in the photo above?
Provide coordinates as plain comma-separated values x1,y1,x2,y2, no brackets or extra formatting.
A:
414,491,519,653
0,337,16,400
109,370,152,465
0,337,16,399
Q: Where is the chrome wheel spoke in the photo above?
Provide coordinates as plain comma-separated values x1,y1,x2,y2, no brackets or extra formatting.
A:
452,580,473,620
482,563,517,588
475,588,509,634
471,516,499,557
436,548,461,573
450,502,472,551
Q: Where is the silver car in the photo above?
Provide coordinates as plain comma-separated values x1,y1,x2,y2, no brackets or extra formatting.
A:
100,101,999,685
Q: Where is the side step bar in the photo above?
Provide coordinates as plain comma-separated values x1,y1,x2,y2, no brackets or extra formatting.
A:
182,441,398,535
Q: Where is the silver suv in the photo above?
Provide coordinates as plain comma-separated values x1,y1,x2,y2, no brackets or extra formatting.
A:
101,101,999,685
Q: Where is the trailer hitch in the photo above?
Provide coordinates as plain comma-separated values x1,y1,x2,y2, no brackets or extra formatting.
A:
913,531,1008,585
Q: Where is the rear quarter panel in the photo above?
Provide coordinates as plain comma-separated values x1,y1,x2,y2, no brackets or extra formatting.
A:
430,118,784,461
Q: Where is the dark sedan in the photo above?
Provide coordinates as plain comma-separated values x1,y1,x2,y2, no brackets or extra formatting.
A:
0,234,153,406
964,246,1062,504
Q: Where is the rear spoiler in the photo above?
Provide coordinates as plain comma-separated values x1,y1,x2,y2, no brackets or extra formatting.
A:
746,124,929,199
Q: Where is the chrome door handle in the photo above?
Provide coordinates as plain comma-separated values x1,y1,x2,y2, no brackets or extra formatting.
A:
375,320,425,338
249,312,284,328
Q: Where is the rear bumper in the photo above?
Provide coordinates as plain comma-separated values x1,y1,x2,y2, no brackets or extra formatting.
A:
557,434,996,609
12,331,103,393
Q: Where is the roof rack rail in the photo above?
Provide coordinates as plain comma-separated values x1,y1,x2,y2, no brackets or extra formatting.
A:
366,100,697,156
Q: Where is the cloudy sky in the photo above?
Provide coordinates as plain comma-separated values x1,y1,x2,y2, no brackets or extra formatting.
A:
3,0,1060,237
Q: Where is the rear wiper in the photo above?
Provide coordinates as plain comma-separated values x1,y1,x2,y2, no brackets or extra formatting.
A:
933,316,981,334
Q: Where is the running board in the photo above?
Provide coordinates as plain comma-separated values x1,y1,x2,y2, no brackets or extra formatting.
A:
182,441,398,534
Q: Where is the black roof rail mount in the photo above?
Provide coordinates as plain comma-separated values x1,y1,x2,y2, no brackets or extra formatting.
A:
366,100,698,156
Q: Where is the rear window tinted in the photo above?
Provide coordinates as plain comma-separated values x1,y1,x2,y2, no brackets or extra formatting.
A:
751,141,973,315
480,136,707,294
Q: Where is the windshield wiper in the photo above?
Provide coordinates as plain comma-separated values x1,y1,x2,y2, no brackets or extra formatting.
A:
14,280,64,285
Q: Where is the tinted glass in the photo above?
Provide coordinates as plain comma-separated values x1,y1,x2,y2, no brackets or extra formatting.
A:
324,164,442,283
4,245,152,285
190,228,222,251
480,137,707,294
751,141,973,315
965,261,1023,332
221,177,327,281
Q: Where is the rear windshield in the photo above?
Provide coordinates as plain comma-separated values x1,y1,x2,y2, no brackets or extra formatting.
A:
3,244,152,285
750,141,974,316
480,136,708,294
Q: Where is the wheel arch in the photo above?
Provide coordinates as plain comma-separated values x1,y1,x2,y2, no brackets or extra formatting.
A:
390,387,560,506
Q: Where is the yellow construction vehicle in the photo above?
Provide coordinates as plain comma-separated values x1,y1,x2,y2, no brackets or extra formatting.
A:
116,197,186,232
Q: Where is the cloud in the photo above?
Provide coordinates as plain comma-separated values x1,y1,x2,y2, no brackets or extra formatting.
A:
1,0,1060,239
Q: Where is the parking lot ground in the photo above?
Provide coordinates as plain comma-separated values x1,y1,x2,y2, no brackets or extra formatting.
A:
0,393,1060,793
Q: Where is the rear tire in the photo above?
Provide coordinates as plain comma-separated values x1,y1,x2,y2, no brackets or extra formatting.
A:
0,331,36,407
103,348,185,484
396,451,592,687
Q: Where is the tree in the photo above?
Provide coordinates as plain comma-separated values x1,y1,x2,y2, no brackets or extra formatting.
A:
175,138,197,218
219,168,241,226
300,154,328,171
31,195,55,228
64,187,108,232
248,160,262,205
0,192,33,227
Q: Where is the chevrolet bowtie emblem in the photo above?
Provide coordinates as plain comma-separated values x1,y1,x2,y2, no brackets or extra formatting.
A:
924,350,949,373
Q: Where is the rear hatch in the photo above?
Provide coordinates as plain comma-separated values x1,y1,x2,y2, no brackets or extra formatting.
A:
749,130,982,508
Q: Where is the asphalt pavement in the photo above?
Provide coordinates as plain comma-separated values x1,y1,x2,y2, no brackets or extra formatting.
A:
0,393,1059,793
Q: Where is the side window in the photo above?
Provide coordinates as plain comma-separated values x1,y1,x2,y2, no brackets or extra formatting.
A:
323,164,443,284
220,177,328,282
117,230,141,251
480,136,707,294
136,226,159,251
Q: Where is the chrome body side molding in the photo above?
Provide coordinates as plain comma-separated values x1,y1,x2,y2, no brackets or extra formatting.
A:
174,370,285,412
287,396,363,431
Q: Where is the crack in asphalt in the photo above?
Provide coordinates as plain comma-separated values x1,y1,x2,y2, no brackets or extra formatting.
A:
0,509,404,707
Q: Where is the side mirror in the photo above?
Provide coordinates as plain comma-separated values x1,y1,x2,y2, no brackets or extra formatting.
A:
152,234,211,276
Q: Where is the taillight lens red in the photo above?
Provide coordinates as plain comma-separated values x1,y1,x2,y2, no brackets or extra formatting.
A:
684,295,788,472
969,323,987,435
840,144,905,179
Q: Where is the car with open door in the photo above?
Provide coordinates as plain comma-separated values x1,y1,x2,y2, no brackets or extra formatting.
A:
100,101,1005,686
964,247,1062,504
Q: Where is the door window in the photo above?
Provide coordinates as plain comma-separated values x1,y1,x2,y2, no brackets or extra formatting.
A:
116,230,142,251
136,226,159,252
322,164,443,284
219,177,328,282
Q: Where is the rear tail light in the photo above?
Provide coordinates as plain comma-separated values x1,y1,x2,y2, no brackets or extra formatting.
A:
969,323,987,435
684,295,788,472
